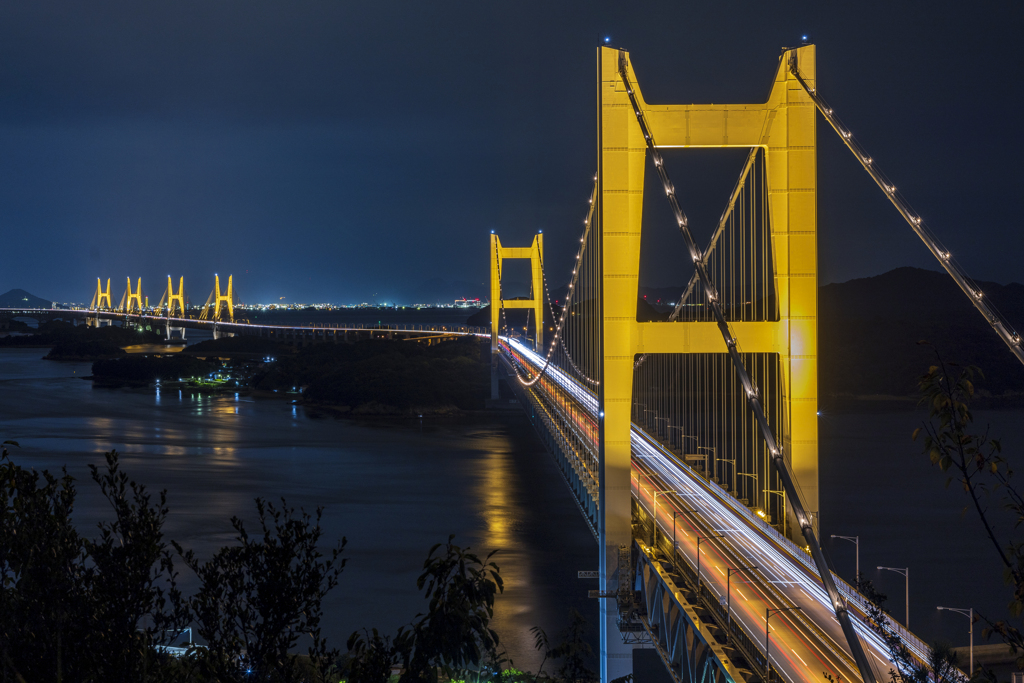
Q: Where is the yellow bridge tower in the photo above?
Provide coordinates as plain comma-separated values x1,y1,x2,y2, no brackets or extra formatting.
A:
200,274,234,323
159,276,186,317
90,278,112,309
594,44,819,680
490,232,544,397
121,278,144,314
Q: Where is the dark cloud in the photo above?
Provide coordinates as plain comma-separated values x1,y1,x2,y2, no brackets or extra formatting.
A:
0,0,1019,303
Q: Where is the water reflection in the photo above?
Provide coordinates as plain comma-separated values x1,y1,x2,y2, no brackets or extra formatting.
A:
473,431,539,662
0,348,596,668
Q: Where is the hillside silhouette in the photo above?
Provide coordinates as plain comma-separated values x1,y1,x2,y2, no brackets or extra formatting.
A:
0,289,52,308
819,267,1024,404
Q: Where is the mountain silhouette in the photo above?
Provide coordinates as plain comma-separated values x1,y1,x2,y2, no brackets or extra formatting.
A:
0,289,53,309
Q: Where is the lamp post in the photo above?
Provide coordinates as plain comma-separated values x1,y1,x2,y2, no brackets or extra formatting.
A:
671,508,691,573
718,456,737,495
696,533,725,600
831,535,860,582
937,606,973,674
650,489,675,551
878,566,910,628
727,565,758,643
766,607,802,681
698,446,717,483
737,472,759,509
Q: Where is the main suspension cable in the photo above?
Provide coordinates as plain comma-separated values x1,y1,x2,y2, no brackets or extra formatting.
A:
617,50,878,683
788,53,1023,367
504,182,599,388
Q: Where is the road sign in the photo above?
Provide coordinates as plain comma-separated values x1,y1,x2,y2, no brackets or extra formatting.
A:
588,590,617,599
577,571,599,579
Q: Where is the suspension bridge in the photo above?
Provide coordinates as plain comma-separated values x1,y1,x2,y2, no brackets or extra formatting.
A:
0,41,1018,683
488,44,1023,683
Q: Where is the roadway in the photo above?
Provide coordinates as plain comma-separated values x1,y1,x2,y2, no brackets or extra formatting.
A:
502,337,935,683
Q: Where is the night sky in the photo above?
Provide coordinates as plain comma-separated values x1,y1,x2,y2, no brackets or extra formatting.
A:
0,1,1019,305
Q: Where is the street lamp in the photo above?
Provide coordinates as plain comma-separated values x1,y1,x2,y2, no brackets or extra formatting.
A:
878,566,910,628
737,472,759,508
698,446,716,483
937,606,973,674
727,565,758,643
650,489,675,550
831,535,860,582
696,533,725,599
718,456,737,495
671,508,693,572
766,606,802,681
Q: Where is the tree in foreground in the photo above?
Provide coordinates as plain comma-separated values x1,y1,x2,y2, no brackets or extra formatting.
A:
347,535,504,683
1,442,347,683
531,608,597,683
175,499,346,683
914,346,1024,674
0,446,186,683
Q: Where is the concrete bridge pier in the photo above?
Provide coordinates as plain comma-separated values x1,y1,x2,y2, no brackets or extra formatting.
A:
165,320,186,341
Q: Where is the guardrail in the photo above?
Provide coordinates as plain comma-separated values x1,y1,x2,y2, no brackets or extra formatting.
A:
632,429,936,670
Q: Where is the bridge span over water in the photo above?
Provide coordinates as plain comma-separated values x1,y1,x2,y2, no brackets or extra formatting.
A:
0,307,487,344
4,42,1021,683
484,44,1023,683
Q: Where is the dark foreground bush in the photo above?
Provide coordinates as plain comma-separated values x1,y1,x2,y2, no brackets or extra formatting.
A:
0,442,346,683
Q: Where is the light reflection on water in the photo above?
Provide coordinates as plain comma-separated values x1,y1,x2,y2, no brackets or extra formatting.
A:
7,349,1018,652
0,348,596,667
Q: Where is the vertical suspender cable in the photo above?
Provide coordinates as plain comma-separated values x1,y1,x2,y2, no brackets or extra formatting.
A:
616,51,878,683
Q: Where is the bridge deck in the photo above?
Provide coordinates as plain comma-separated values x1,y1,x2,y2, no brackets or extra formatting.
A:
501,337,938,683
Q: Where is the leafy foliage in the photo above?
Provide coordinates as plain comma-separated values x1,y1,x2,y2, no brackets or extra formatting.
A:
532,609,596,683
914,346,1024,667
0,446,185,682
347,536,505,683
174,499,346,683
854,576,959,683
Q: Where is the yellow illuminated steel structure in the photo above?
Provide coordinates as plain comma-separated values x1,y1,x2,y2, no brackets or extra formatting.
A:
200,275,234,323
596,45,818,667
91,278,112,310
123,278,144,314
165,276,186,317
490,233,544,356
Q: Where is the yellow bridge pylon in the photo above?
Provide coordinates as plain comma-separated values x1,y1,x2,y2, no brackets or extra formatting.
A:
490,232,544,352
156,276,186,317
90,278,112,309
120,277,144,313
200,274,234,323
490,232,544,400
